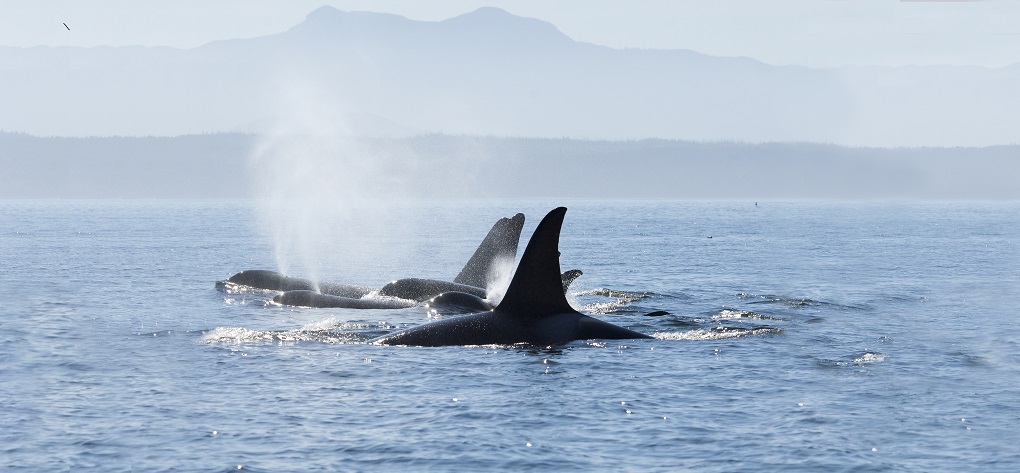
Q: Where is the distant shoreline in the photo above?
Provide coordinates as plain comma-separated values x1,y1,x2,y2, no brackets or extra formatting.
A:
2,132,1017,200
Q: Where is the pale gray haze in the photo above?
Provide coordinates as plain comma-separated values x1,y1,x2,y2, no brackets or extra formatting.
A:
5,1,1020,67
1,1,1018,200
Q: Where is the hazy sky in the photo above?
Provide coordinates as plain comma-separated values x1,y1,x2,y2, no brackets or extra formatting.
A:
2,0,1019,67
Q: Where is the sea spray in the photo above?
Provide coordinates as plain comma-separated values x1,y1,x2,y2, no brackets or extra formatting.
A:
484,255,516,305
248,77,413,286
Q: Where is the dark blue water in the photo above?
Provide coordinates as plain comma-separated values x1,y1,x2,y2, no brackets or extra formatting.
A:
2,200,1018,471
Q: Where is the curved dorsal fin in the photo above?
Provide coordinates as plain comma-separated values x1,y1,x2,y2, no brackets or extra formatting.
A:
560,269,583,293
453,213,525,288
496,207,576,317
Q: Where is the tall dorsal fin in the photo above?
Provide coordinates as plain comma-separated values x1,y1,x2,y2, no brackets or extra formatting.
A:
496,207,576,317
453,213,525,288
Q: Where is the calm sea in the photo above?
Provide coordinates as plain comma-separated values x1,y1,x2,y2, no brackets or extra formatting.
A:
1,200,1018,471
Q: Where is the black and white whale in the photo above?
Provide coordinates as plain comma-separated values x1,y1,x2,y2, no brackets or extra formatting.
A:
220,213,526,308
378,278,488,301
423,269,585,316
274,269,584,311
223,213,523,296
219,269,373,298
272,290,418,309
372,207,652,346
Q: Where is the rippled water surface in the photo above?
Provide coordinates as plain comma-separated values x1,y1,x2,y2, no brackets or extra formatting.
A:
2,200,1019,471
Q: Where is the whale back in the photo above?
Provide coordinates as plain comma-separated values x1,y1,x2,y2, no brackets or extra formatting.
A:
453,213,525,288
495,207,576,318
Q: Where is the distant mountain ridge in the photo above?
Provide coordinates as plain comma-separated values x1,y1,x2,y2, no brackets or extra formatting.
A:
1,6,1018,146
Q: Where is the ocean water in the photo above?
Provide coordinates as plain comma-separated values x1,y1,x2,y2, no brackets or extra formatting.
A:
1,199,1018,472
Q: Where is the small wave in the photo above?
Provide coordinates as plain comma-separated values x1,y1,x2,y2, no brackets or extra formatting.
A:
298,317,370,331
711,309,786,321
576,288,655,300
738,293,814,307
201,318,383,345
852,352,887,364
576,287,669,314
135,329,203,337
216,281,278,296
814,352,888,368
222,297,255,306
653,326,783,341
582,300,630,314
737,293,866,311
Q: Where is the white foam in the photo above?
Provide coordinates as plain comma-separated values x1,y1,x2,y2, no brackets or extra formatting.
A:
853,352,887,364
653,327,782,341
581,300,628,314
711,309,784,321
202,319,376,345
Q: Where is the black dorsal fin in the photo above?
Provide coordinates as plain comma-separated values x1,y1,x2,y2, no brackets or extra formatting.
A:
453,213,525,288
496,207,576,317
560,269,583,293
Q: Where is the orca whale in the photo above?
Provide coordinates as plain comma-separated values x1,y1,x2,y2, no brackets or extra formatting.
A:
271,290,417,309
423,291,495,315
275,269,584,311
218,269,373,298
378,278,487,301
423,269,585,316
372,207,652,346
221,213,525,305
